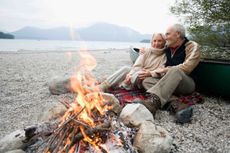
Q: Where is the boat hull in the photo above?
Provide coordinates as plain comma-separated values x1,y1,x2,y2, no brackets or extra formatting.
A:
191,58,230,98
129,47,140,64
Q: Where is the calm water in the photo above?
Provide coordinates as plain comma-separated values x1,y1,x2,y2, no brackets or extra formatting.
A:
0,39,149,52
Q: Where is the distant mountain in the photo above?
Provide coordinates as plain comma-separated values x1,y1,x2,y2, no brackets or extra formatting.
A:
0,32,14,39
11,23,151,42
11,26,70,40
140,39,150,43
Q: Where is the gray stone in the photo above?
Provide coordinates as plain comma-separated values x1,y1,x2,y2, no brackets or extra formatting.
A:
0,130,25,153
48,77,71,95
5,149,26,153
39,102,67,122
86,93,122,115
119,103,154,127
134,121,173,153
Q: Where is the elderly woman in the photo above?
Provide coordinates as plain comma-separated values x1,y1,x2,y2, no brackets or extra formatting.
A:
98,33,167,92
130,33,165,62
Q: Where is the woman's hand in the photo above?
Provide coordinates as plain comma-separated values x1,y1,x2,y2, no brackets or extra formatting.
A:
138,69,151,80
124,74,131,83
139,47,145,54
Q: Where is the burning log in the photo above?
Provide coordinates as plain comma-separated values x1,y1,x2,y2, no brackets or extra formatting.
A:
42,116,111,152
34,92,124,153
21,94,137,152
69,121,110,149
43,107,86,151
39,98,114,153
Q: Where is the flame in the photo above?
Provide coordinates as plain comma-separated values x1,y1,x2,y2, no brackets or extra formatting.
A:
80,125,102,151
56,48,114,152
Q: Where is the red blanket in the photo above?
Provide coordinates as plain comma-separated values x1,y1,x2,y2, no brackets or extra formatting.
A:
108,88,204,107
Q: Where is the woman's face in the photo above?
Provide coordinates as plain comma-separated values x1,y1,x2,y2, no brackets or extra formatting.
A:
151,34,166,49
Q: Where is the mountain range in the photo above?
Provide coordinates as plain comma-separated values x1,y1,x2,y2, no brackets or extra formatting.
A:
11,22,151,42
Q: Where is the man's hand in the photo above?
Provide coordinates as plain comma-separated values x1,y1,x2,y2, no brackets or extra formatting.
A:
154,67,169,76
138,69,151,80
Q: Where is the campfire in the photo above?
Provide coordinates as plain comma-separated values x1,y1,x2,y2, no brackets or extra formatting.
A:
40,76,135,152
22,50,138,153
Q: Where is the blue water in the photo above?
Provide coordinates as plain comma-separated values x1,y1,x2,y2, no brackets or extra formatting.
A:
0,39,150,52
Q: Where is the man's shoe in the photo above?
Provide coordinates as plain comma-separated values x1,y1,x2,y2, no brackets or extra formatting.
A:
176,106,193,124
166,99,193,124
141,93,161,116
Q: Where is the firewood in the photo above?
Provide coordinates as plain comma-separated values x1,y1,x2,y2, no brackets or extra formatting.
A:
57,99,70,109
69,121,110,148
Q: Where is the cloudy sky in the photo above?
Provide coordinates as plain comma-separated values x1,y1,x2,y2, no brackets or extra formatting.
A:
0,0,178,34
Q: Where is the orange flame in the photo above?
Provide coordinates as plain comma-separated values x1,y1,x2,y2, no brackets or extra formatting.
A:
58,48,112,152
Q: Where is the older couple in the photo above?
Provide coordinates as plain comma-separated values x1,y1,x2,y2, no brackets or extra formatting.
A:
142,24,200,123
98,24,201,123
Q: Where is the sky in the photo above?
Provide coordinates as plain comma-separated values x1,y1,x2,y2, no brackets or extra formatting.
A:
0,0,179,34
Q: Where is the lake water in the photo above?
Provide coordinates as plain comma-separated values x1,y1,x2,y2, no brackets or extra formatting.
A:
0,39,149,52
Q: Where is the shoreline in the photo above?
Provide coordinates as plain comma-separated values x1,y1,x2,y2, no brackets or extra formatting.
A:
0,48,130,54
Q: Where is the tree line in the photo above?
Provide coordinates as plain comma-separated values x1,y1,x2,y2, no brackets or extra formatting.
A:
0,32,14,39
170,0,230,57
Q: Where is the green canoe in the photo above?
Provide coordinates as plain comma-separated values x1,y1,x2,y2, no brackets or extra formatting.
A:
191,58,230,98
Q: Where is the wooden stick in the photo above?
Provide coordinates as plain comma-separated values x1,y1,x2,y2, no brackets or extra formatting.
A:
55,106,85,132
57,98,70,109
64,127,79,153
69,121,110,148
44,107,86,151
52,126,70,153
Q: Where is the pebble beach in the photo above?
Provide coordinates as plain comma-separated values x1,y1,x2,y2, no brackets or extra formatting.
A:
0,49,229,152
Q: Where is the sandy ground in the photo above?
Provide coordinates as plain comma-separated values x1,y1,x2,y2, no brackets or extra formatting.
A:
0,49,229,152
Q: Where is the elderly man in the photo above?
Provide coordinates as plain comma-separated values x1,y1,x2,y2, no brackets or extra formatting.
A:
141,24,201,122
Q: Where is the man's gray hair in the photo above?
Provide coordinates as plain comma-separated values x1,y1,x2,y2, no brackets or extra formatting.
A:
173,24,186,39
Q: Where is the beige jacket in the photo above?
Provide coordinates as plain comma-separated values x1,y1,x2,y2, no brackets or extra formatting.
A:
174,41,201,74
129,47,166,77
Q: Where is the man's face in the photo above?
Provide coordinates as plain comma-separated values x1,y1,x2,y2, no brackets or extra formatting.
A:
165,27,180,47
151,34,165,49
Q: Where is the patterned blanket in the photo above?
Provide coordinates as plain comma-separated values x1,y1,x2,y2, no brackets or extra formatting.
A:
108,88,204,107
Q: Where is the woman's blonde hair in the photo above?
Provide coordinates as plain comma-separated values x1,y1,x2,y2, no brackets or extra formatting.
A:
150,33,166,44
